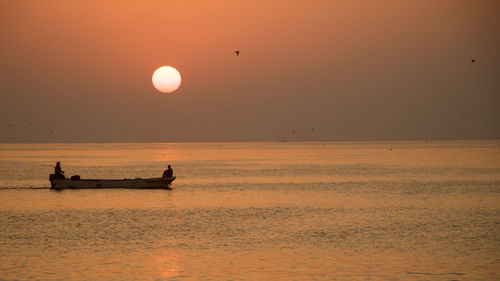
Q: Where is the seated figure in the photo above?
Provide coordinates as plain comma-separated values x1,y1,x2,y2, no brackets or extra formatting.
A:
163,165,173,178
54,161,66,179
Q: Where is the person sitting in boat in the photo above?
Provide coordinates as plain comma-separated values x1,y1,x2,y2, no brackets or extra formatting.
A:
163,165,173,178
54,161,66,179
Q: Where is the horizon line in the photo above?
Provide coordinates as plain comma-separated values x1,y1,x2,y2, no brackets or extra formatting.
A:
1,138,499,145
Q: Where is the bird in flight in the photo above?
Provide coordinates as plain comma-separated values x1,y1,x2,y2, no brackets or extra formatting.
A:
234,50,240,56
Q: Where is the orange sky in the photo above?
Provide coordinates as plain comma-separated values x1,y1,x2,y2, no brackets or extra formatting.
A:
1,0,499,142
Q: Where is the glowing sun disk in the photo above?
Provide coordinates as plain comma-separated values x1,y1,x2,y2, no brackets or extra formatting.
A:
152,66,181,93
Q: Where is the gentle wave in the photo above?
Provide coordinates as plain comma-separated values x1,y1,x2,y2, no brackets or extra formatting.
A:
407,271,465,276
0,187,50,190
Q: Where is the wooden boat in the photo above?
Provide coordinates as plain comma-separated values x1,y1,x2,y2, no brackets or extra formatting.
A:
49,174,175,190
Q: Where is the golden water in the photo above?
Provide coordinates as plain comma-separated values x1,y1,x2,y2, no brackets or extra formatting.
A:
0,141,499,280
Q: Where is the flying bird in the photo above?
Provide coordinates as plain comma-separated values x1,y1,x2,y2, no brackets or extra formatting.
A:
234,50,240,56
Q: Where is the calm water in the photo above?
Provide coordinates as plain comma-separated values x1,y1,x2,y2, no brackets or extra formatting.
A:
0,141,499,280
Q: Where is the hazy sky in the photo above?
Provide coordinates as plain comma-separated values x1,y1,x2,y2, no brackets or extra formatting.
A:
1,0,499,142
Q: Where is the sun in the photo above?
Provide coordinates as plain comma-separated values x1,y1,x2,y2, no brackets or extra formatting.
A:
152,66,181,93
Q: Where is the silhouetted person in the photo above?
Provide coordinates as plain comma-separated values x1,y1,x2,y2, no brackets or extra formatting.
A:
163,165,173,178
234,50,240,56
54,161,66,179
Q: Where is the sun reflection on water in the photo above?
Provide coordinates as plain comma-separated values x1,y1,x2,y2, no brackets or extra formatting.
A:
154,248,183,278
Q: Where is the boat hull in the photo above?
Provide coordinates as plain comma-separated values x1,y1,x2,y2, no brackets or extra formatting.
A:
49,176,176,190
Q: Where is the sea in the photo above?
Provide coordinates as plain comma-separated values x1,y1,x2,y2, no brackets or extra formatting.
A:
0,141,499,280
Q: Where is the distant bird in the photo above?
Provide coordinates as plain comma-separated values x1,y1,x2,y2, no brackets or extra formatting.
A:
471,59,475,63
234,50,240,56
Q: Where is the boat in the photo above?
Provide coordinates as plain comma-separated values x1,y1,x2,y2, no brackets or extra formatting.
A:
49,174,176,190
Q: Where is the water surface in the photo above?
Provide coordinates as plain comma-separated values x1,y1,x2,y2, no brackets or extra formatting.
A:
0,141,499,280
